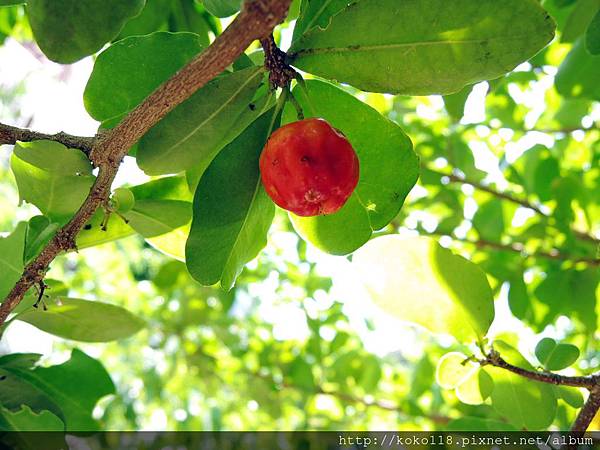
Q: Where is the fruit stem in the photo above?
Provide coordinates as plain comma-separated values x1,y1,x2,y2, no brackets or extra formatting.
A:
286,86,305,120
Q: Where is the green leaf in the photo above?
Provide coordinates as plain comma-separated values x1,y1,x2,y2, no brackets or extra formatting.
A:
0,405,63,431
554,385,584,408
137,66,265,175
14,297,145,342
456,367,494,405
11,141,95,221
292,0,348,42
447,417,518,431
26,0,145,63
84,32,205,123
76,210,136,250
0,350,114,431
353,235,495,343
118,0,172,39
488,341,557,430
556,39,600,101
288,357,315,391
473,199,505,242
186,110,275,290
436,352,474,389
443,85,474,122
170,0,212,44
561,0,600,42
24,215,58,264
0,405,65,431
288,80,418,255
585,9,600,54
203,0,241,17
0,405,66,450
534,337,580,371
290,0,555,95
124,199,192,238
0,222,26,300
0,1,25,5
358,354,382,391
0,354,63,422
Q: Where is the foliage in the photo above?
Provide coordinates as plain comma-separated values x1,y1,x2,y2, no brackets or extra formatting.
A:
0,0,598,436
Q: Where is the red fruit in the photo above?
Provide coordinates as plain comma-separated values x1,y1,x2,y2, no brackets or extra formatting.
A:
259,118,360,217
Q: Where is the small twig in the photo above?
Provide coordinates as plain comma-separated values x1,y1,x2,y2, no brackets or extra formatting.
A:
260,33,297,89
251,370,450,425
480,350,599,389
426,166,599,245
0,122,95,155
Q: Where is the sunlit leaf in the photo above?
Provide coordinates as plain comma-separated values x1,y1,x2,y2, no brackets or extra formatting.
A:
290,0,555,94
15,297,145,342
353,235,495,343
10,141,95,221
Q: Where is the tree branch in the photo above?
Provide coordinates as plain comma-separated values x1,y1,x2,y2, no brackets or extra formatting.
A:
480,350,599,389
260,34,297,88
571,386,600,435
0,122,95,155
426,166,600,245
423,231,600,267
0,0,293,327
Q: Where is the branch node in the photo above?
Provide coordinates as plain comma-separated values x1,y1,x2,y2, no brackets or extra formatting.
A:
261,34,297,89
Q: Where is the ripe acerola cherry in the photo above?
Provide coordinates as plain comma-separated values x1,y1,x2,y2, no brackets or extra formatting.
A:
259,118,360,217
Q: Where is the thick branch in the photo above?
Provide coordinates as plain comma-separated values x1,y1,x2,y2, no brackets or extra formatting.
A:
0,122,95,155
0,0,292,326
571,386,600,435
480,350,599,389
427,167,600,245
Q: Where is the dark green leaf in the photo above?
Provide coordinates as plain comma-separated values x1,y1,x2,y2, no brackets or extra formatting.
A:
84,32,205,123
0,350,114,431
561,0,600,42
137,66,265,175
0,222,26,300
290,0,555,95
23,215,58,264
288,80,418,255
556,39,600,101
118,0,171,39
0,354,63,422
0,405,63,432
186,111,275,289
26,0,145,63
292,0,348,42
203,0,240,17
585,9,600,54
10,141,95,221
535,337,580,371
15,297,145,342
